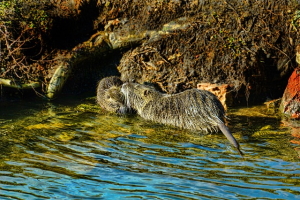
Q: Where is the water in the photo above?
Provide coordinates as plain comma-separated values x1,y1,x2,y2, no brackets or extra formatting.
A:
0,97,299,200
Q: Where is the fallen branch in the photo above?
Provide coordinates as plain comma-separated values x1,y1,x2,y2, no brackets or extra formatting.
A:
0,78,40,89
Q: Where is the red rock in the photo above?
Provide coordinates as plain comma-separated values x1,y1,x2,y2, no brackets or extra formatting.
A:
281,67,300,119
291,127,300,138
197,83,233,110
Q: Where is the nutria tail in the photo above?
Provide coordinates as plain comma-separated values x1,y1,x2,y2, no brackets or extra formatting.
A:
217,123,243,156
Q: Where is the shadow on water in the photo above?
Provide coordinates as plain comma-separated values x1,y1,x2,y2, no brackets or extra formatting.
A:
0,97,299,200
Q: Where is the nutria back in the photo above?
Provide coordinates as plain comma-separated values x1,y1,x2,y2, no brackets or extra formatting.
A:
121,82,225,132
96,76,128,113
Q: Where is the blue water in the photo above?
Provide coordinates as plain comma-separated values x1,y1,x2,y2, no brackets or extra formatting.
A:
0,98,299,200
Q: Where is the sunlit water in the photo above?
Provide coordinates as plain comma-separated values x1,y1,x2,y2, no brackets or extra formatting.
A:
0,97,299,200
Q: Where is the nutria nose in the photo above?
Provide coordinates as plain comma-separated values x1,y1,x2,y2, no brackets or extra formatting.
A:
121,83,128,92
122,83,128,88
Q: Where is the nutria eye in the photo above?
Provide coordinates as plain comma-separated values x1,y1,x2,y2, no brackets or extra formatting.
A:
109,103,117,108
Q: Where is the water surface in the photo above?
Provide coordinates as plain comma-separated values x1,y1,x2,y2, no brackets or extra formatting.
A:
0,97,299,200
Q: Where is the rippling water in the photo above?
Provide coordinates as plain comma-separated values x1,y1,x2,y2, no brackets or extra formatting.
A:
0,97,299,200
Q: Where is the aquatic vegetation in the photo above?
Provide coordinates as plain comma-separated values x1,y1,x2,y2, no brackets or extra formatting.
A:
0,99,299,199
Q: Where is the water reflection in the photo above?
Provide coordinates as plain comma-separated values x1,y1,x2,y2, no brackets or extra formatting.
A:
0,98,299,199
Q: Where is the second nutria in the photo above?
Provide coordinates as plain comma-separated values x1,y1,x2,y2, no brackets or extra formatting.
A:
121,82,242,155
96,76,129,114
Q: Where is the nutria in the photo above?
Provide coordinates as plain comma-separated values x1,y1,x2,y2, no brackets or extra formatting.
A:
121,82,242,155
96,76,129,114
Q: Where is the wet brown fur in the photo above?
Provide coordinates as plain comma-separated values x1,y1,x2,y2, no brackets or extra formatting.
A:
121,82,242,154
96,76,128,113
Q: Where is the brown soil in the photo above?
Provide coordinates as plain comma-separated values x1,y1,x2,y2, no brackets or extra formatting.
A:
1,0,300,104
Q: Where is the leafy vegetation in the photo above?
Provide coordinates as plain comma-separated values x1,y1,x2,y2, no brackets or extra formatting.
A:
0,0,300,103
0,0,51,82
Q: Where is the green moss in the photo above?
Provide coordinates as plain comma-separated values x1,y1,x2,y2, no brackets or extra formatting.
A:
76,104,101,113
0,0,51,30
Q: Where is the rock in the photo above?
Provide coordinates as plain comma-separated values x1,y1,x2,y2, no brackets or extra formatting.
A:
197,83,233,110
264,98,281,114
46,61,72,99
280,67,300,119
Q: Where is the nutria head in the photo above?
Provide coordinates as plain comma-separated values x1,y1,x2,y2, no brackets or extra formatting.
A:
102,85,129,113
97,76,123,91
97,76,129,114
121,83,163,112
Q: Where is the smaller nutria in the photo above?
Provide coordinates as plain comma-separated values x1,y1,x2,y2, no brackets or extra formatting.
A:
96,76,129,114
121,82,242,155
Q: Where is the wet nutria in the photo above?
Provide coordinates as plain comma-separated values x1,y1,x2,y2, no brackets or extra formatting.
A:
96,76,129,114
121,82,242,155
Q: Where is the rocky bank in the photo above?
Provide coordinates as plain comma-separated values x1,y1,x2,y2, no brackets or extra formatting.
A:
1,0,300,110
